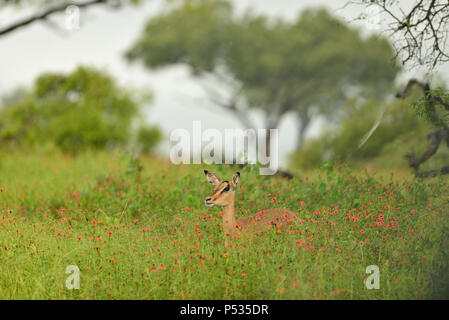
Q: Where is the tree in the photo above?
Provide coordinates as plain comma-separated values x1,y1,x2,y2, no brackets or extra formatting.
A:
0,0,141,37
0,66,161,153
351,0,449,68
125,0,400,153
353,1,449,176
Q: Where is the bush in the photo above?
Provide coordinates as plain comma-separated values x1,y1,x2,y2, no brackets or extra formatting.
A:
0,66,161,153
136,125,163,154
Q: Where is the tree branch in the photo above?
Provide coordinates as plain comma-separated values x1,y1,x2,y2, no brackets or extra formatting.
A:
406,129,443,170
198,71,257,130
397,77,449,175
396,78,449,113
0,0,110,36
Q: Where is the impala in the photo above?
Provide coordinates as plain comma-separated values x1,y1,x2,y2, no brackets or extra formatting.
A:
204,170,296,247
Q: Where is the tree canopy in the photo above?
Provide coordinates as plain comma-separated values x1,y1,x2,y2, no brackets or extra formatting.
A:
288,91,449,172
126,0,400,149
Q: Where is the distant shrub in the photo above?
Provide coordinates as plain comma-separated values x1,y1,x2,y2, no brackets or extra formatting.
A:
0,66,161,153
136,125,163,154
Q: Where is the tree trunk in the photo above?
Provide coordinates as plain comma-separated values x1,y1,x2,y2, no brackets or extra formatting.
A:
295,113,310,150
263,116,281,158
266,129,271,157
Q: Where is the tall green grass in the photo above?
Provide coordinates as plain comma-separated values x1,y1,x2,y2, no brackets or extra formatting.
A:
0,151,448,299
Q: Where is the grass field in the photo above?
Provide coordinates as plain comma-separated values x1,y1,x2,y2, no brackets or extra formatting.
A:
0,150,448,299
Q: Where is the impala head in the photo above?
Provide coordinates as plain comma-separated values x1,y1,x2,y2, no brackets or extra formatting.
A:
204,170,240,207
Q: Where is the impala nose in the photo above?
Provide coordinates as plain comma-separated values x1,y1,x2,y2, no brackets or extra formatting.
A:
205,197,213,207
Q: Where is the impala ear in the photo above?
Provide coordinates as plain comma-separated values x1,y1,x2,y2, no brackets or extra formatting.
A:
204,170,221,185
231,172,240,189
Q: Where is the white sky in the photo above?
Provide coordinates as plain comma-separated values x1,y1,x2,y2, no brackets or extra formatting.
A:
0,0,448,167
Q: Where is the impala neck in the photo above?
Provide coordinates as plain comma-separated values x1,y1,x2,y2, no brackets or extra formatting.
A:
223,198,237,236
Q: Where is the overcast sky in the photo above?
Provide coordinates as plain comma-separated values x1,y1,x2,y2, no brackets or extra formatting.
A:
1,0,448,167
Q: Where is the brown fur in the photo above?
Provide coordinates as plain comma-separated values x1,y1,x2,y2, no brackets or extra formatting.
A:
204,170,296,247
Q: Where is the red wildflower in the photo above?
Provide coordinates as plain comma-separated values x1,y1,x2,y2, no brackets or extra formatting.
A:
293,279,298,288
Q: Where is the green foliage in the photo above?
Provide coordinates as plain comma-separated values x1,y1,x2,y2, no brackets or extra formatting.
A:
412,87,449,128
126,0,400,132
0,66,161,153
136,125,163,154
289,96,438,170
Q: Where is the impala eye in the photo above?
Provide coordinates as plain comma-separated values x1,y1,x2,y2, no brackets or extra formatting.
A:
223,185,230,192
